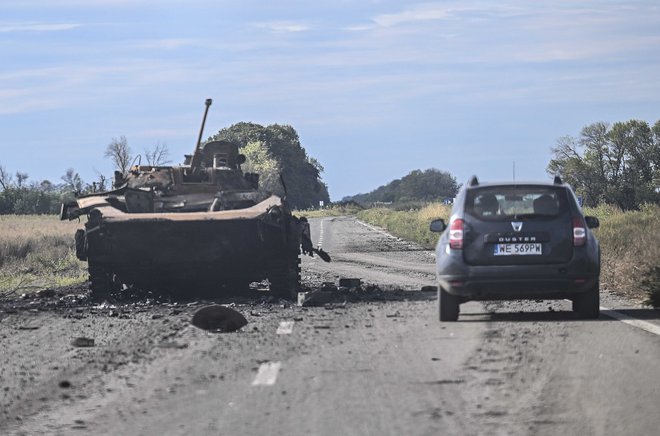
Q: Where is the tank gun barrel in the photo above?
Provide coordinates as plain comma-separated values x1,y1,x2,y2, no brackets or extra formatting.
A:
189,98,213,173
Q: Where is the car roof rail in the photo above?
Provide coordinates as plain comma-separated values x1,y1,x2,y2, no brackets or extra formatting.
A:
553,175,563,185
468,175,479,186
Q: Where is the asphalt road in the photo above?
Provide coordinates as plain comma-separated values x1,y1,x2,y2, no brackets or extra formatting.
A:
1,216,659,436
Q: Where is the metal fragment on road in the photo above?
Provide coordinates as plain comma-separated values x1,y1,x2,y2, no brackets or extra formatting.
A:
158,341,189,349
252,361,282,386
339,278,361,288
297,290,336,307
276,321,295,335
191,305,247,333
71,337,95,347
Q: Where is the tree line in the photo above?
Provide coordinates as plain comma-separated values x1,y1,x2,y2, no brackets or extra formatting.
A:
3,118,656,215
0,137,171,215
0,165,89,215
547,119,660,209
345,118,659,211
343,169,459,207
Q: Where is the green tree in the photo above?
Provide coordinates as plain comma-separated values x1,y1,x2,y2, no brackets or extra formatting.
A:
548,120,660,209
61,168,84,195
346,169,458,206
210,122,330,209
0,164,12,190
241,141,282,195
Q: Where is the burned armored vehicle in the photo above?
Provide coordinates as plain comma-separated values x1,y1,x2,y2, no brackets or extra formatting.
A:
61,99,327,299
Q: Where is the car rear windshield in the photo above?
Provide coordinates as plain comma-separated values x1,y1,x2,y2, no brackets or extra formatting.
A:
465,186,568,221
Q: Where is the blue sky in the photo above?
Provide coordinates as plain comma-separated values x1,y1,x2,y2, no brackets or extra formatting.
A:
1,1,659,200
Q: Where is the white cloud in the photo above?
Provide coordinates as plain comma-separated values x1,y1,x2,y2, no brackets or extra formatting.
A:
372,4,453,27
131,38,200,50
252,21,309,33
0,22,81,32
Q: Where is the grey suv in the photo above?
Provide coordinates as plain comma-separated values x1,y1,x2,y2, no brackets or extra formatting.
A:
430,176,600,321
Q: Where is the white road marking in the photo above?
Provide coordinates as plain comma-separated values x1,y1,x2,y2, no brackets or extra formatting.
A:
276,321,295,335
252,361,282,386
600,306,660,337
318,218,325,248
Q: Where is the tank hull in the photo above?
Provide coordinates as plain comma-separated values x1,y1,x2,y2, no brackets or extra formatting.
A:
88,218,290,289
74,195,304,296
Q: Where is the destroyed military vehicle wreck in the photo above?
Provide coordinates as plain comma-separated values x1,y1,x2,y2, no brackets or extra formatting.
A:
61,99,329,300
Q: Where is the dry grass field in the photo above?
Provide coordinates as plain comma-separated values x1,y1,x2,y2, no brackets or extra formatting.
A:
586,204,660,303
0,215,87,295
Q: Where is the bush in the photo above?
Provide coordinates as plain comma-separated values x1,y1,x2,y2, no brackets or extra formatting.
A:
590,203,660,300
642,266,660,308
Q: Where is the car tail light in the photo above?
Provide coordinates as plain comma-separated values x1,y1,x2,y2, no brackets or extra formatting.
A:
449,218,464,249
572,216,586,246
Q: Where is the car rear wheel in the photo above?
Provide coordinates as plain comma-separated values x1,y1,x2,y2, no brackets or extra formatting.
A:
438,287,459,321
572,282,600,319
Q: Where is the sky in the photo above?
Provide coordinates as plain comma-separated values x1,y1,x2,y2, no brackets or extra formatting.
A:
1,0,659,201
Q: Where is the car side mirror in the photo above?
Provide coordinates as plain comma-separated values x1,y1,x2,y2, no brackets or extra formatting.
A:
429,219,446,233
585,216,599,229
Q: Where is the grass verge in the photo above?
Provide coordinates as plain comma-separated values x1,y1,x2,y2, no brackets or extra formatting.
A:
357,203,451,249
0,215,88,296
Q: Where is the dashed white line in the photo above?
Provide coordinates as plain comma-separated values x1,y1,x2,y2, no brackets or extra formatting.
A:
251,361,282,386
276,321,295,335
317,218,326,248
600,306,660,337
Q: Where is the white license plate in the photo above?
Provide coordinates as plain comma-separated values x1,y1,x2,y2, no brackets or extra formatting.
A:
493,243,542,256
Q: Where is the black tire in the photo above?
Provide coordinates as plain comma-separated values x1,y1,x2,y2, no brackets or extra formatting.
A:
438,287,460,322
88,263,119,300
572,282,600,319
269,255,301,300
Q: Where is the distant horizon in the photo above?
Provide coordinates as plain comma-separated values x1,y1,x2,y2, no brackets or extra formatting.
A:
1,1,659,200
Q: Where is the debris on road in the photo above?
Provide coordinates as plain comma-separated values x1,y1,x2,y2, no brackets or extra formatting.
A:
157,341,189,349
71,337,95,347
297,279,435,307
36,289,56,299
191,305,248,332
338,278,361,288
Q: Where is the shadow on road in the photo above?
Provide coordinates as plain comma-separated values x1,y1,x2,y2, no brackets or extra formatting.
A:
458,308,660,323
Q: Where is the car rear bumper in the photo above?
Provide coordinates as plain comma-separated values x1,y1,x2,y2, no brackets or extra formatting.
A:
436,250,600,300
438,276,598,300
